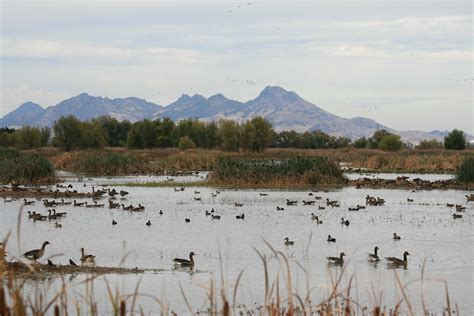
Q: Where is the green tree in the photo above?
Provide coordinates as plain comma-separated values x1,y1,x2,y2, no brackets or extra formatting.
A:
17,126,43,149
353,137,368,148
378,134,403,151
241,117,273,152
416,139,443,149
444,129,466,150
218,120,240,152
368,129,391,149
53,115,84,151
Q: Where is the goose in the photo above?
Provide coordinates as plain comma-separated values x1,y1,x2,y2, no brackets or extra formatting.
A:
211,193,217,197
69,259,78,266
302,200,315,205
53,209,67,217
326,198,338,206
205,210,211,216
318,206,325,210
314,196,322,200
308,192,313,196
236,214,245,220
311,214,322,224
348,206,359,211
393,233,401,240
94,201,105,208
159,210,163,215
84,202,96,208
119,190,129,197
112,220,117,225
234,203,243,207
385,251,410,266
276,206,284,211
54,222,62,229
73,200,85,207
109,200,120,209
60,199,72,206
211,214,221,220
23,241,50,262
27,211,35,219
146,220,151,226
327,235,336,242
327,252,346,265
4,197,13,203
122,204,134,211
23,199,35,205
284,237,294,246
80,248,96,264
173,252,195,267
92,187,106,197
341,218,350,226
33,213,47,221
185,218,191,223
368,246,380,262
108,188,119,197
446,203,454,208
259,193,268,196
43,199,56,207
194,197,201,201
465,194,474,202
286,199,297,206
452,213,462,219
407,198,414,203
194,191,200,194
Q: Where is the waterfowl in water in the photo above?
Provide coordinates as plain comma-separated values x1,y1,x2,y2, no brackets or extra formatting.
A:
53,209,67,217
326,198,338,206
327,252,345,265
109,200,120,209
393,233,401,240
112,220,117,225
234,203,243,207
4,197,13,203
276,206,284,211
303,200,315,205
446,203,454,208
108,188,119,197
284,237,294,246
119,190,129,197
69,259,78,267
260,193,268,196
80,248,96,264
318,206,326,210
311,214,322,224
94,201,105,208
159,210,163,215
23,199,35,205
43,199,56,207
368,246,380,262
407,198,414,203
205,210,211,216
23,241,50,262
286,199,297,206
452,213,462,219
173,252,195,267
60,199,72,206
122,204,134,211
341,218,350,226
73,200,85,207
194,197,201,201
348,206,360,211
211,214,221,220
146,220,151,226
385,251,410,266
236,214,245,220
54,222,62,228
465,194,474,202
185,218,191,223
327,235,336,243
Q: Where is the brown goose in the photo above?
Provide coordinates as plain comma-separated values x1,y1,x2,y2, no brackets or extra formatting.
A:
327,252,345,265
368,246,380,262
23,241,50,262
311,214,322,224
119,190,129,197
23,199,35,205
73,200,85,207
385,251,410,266
173,252,195,267
393,233,401,240
80,248,96,264
284,237,294,246
327,235,336,243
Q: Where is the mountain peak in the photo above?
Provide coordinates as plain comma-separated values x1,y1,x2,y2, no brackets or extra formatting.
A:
259,86,290,97
17,101,43,112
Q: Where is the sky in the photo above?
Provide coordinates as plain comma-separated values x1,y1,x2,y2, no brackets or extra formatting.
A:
0,0,472,133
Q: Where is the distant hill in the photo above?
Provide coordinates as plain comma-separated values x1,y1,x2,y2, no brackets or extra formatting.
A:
0,86,460,142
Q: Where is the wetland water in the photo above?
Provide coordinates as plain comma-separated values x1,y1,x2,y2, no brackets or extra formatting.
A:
1,173,472,314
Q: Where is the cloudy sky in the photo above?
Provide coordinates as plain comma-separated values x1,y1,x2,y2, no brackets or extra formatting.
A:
1,0,472,133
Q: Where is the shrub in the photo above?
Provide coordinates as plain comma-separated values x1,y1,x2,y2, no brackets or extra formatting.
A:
457,157,474,183
444,129,466,150
378,135,403,151
416,139,443,149
178,136,196,150
0,147,55,183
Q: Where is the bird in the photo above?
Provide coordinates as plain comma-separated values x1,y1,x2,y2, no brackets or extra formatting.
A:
407,198,414,203
23,199,35,205
385,251,410,266
112,220,117,225
54,222,62,228
23,241,50,262
80,248,96,264
69,259,78,266
236,214,245,220
211,214,221,220
47,259,56,267
368,246,380,262
73,200,85,207
452,213,462,219
393,233,401,240
146,220,151,226
341,218,350,226
311,214,322,224
159,210,163,215
284,237,294,246
276,206,284,211
327,252,346,265
185,218,191,223
173,252,195,267
327,235,336,242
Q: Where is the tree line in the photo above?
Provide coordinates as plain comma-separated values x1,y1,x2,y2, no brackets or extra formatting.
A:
0,115,469,152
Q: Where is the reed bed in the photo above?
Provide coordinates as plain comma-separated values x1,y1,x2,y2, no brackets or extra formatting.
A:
210,156,345,188
456,156,474,183
0,147,55,184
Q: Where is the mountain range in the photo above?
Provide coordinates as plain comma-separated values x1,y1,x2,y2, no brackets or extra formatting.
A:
0,86,455,143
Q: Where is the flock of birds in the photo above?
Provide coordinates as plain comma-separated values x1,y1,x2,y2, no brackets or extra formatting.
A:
6,181,474,270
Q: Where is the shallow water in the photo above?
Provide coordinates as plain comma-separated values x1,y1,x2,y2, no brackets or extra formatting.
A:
1,174,472,314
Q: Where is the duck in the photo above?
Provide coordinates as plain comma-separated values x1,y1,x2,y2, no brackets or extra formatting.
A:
112,220,117,225
348,206,360,211
94,201,105,208
452,213,462,219
286,199,297,206
211,214,221,220
236,214,245,220
23,241,50,262
302,200,315,205
205,210,211,216
73,200,85,207
185,218,191,223
54,222,62,228
4,197,13,203
60,199,72,206
385,251,410,266
108,188,119,197
146,220,151,226
194,197,202,201
284,237,294,246
407,198,414,203
234,202,243,207
327,252,346,265
341,218,350,226
53,209,67,217
109,200,120,209
327,235,336,242
173,252,195,267
311,214,322,224
159,210,163,215
259,193,268,196
393,233,401,240
276,206,284,211
367,246,380,262
318,206,326,210
80,248,96,264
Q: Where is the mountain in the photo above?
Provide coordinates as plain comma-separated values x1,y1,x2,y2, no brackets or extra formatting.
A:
0,102,45,127
0,87,462,142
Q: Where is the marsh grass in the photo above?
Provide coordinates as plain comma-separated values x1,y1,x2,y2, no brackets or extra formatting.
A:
0,147,55,184
456,157,474,183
